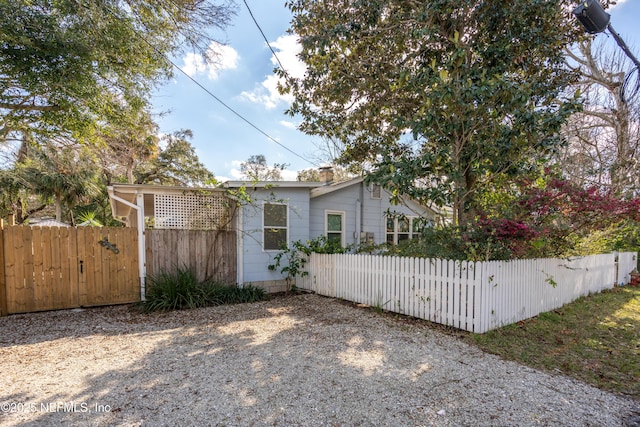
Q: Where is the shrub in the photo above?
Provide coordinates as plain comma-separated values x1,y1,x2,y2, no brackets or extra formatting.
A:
268,236,351,290
142,266,268,312
381,226,468,259
571,220,640,257
205,284,268,305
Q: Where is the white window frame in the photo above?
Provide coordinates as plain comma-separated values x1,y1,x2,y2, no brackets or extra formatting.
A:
263,202,288,251
325,210,346,247
386,216,427,245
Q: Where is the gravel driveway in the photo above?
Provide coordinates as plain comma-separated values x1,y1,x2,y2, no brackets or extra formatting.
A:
1,293,638,426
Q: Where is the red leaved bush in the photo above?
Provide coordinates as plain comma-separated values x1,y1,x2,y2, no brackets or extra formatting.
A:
464,176,640,259
517,177,640,232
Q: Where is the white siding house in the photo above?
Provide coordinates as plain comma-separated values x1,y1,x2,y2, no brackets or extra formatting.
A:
108,174,442,294
223,182,321,291
309,178,436,247
225,176,440,292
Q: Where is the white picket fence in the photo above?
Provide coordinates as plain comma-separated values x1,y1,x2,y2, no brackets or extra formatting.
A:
296,252,637,333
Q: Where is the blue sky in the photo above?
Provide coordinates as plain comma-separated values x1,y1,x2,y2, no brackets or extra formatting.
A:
151,0,640,182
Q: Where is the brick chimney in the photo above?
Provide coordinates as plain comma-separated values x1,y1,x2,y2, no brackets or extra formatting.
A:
318,166,334,185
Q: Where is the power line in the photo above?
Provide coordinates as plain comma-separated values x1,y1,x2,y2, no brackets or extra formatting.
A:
167,56,317,166
100,1,318,168
243,0,288,77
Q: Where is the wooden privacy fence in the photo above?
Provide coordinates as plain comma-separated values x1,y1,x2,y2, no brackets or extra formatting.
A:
145,229,236,284
0,225,140,316
297,252,637,333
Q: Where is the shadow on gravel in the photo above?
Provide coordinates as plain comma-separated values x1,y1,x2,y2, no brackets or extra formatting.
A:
1,293,637,426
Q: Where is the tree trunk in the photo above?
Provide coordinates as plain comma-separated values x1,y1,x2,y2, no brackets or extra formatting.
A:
55,196,62,222
610,98,632,196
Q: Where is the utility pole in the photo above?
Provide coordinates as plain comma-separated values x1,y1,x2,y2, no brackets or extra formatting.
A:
573,0,640,102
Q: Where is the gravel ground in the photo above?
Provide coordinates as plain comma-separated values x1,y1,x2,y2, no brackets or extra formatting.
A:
1,293,638,427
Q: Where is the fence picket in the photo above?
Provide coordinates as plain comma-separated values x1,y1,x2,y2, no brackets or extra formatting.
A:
415,258,423,320
286,253,635,334
365,254,373,307
470,262,479,332
427,259,435,322
15,227,30,313
459,261,469,331
435,259,442,324
429,259,436,323
408,257,416,318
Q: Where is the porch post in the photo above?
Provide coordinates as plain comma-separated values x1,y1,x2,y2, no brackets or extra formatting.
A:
236,204,244,287
136,192,147,300
0,220,7,316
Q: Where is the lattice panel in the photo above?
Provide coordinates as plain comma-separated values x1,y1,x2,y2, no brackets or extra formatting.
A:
153,193,231,230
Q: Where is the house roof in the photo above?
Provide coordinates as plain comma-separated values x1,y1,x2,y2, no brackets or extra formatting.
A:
221,180,325,189
107,179,450,223
108,183,224,194
309,176,450,219
29,218,70,227
310,177,364,198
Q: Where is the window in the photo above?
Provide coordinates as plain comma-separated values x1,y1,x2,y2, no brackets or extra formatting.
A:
397,217,410,243
263,203,287,250
386,215,430,245
326,211,345,246
370,183,381,199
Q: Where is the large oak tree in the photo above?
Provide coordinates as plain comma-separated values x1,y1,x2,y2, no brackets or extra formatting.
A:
281,0,589,225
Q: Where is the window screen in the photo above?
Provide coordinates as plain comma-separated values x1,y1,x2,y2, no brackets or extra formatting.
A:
264,203,287,250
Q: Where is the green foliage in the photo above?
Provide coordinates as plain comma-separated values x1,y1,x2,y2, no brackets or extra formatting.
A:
142,266,205,312
298,235,351,255
8,142,102,223
379,174,640,261
385,219,640,262
268,242,309,290
381,226,463,259
76,211,103,227
0,0,236,143
134,130,215,186
268,236,350,287
0,0,231,223
211,285,269,305
142,266,267,313
282,0,585,226
571,220,640,257
239,154,288,182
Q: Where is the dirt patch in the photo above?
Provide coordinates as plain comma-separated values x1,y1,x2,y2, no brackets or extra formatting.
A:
1,294,637,426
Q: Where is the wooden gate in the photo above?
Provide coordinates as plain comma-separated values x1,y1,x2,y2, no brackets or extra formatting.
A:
0,225,140,316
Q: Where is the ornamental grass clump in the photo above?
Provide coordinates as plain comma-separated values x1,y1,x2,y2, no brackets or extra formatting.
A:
142,266,268,312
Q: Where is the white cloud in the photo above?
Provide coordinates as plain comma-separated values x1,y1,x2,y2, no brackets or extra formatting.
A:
270,35,306,79
281,169,298,181
228,160,244,180
279,120,297,130
240,74,284,110
182,42,239,80
241,34,306,110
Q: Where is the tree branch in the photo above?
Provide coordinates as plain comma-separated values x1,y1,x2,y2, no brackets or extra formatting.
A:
0,102,61,112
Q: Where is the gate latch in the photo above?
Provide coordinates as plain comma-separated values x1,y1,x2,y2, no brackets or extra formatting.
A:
98,238,120,254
